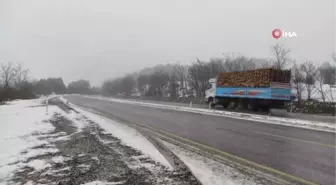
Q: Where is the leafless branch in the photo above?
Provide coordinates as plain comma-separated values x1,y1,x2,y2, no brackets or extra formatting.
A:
300,61,317,100
271,43,291,69
314,65,327,102
0,62,15,88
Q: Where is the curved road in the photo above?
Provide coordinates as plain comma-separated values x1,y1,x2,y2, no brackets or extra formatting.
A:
66,95,336,185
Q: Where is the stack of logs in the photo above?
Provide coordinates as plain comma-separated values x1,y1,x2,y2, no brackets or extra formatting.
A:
217,68,291,88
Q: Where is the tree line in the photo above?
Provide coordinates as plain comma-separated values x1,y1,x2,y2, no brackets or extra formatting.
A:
102,44,336,103
0,62,100,102
1,44,335,104
102,54,265,98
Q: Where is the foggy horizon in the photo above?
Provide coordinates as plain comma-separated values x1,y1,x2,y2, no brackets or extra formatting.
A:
1,0,335,86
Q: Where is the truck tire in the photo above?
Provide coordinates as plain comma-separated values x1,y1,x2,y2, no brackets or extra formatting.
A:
261,107,270,114
246,100,258,112
222,102,229,109
228,100,238,110
208,98,215,109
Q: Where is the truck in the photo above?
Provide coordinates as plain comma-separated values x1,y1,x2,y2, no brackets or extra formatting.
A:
205,68,293,112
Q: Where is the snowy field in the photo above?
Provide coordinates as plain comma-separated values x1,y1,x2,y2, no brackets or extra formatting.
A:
81,95,336,133
0,99,57,184
292,84,336,102
0,97,283,185
0,98,191,184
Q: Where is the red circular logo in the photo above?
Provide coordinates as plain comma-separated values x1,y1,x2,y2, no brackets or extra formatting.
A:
272,29,282,39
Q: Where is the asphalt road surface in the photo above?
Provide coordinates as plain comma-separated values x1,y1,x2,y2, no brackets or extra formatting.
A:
66,95,336,185
115,97,336,124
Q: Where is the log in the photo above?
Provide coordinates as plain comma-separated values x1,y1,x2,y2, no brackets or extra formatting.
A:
217,68,291,88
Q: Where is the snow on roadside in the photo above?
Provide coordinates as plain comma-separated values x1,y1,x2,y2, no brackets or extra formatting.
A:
81,181,125,185
2,97,197,184
0,99,63,183
59,96,68,104
82,95,336,132
26,159,52,171
66,103,173,169
160,140,259,185
64,110,87,131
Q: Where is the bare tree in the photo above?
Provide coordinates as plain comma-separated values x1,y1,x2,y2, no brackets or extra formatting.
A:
34,77,67,95
68,79,92,95
167,72,179,98
13,63,29,89
208,58,225,75
0,62,34,101
329,85,335,102
101,74,136,97
332,52,336,64
188,59,211,97
261,61,272,68
300,61,317,101
187,55,257,97
223,58,235,72
137,73,149,96
271,43,291,69
330,54,336,101
251,58,273,68
174,62,188,97
119,75,136,96
330,53,336,81
148,70,169,97
232,56,256,71
320,61,336,102
292,63,305,103
0,62,15,88
221,53,256,72
102,78,122,96
315,65,327,102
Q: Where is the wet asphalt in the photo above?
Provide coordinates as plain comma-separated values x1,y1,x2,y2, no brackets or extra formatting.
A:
66,95,336,185
114,97,336,124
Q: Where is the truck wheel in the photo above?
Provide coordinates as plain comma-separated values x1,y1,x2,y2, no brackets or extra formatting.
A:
222,102,229,109
227,101,236,109
208,98,215,109
261,107,270,114
247,100,258,112
248,103,258,112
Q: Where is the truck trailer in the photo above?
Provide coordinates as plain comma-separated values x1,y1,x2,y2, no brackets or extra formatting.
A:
205,68,292,111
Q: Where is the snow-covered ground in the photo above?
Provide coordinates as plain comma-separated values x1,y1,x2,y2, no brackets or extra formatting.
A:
70,106,172,169
81,95,336,133
0,97,201,184
60,96,172,169
0,99,59,183
161,140,256,185
292,84,336,102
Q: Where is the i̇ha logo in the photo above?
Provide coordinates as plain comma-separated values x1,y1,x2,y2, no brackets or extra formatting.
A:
272,29,297,39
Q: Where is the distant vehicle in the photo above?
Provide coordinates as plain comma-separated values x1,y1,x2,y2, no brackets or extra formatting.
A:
205,68,292,111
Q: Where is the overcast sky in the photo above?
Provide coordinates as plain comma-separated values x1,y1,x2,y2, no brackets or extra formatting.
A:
0,0,335,86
